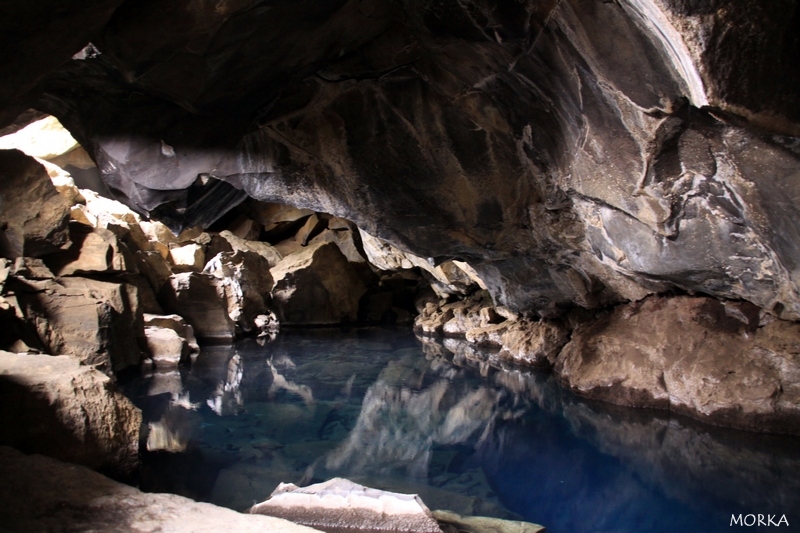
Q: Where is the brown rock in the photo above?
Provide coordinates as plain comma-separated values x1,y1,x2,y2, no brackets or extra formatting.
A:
0,352,140,479
0,149,71,258
207,230,282,267
308,227,366,264
48,224,134,276
415,302,454,335
160,272,235,341
144,326,190,368
143,313,199,356
139,220,177,259
169,242,206,272
226,214,262,240
270,241,366,325
10,257,54,280
246,201,315,235
0,446,322,533
497,319,570,368
555,296,800,434
12,276,145,374
204,250,274,332
135,249,173,293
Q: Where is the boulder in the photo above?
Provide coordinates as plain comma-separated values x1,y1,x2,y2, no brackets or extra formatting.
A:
0,352,140,479
135,249,173,293
308,226,366,264
415,302,454,336
139,220,177,259
47,224,134,276
245,201,315,237
466,319,570,369
81,188,140,227
270,242,367,325
249,478,443,533
255,312,280,338
0,149,71,258
360,231,482,297
160,272,235,341
143,313,200,356
50,173,83,206
226,214,262,240
0,446,321,533
119,272,163,314
144,326,190,368
10,257,54,280
169,242,206,272
12,276,144,374
0,115,80,160
207,230,282,267
204,251,273,332
555,296,800,434
274,213,326,256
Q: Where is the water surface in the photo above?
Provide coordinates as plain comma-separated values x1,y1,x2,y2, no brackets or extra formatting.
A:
122,328,800,533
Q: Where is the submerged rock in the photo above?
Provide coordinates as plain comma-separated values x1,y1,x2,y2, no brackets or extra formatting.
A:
0,352,140,479
0,446,321,533
433,510,544,533
249,478,443,533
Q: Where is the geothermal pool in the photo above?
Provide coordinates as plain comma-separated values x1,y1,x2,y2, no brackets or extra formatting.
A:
122,329,800,533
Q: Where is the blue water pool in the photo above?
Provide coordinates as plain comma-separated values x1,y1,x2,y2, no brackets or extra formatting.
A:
122,328,800,533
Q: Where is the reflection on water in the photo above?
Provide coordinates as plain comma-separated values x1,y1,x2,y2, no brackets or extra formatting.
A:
122,329,800,533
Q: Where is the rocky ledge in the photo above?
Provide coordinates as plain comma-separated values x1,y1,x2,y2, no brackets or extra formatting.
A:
0,446,321,533
0,351,140,480
416,293,800,434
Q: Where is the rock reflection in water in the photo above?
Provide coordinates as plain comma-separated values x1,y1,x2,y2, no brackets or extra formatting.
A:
312,354,503,481
122,330,800,533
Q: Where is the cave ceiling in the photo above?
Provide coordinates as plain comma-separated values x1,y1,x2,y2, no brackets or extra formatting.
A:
1,0,799,316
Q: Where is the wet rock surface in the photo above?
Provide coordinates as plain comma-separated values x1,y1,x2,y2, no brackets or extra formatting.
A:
0,352,140,480
250,478,444,533
555,295,800,433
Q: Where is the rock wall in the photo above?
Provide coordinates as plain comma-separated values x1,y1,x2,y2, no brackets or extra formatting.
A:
0,0,791,321
0,0,798,436
0,352,140,480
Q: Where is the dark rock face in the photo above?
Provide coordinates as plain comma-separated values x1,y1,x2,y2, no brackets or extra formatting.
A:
0,150,71,258
0,0,790,319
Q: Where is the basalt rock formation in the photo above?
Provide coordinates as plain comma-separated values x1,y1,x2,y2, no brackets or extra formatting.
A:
0,1,799,432
1,0,794,320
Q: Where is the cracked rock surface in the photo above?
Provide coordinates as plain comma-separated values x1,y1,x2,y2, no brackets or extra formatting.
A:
0,0,793,318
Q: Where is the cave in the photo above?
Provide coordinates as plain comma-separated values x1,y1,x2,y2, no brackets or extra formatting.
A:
0,1,799,531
